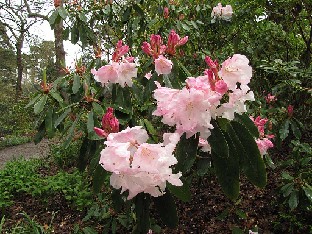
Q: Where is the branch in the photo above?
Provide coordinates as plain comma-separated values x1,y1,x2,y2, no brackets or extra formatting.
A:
23,0,49,21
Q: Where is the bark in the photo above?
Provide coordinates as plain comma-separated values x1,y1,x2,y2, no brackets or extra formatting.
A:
16,34,24,97
54,18,66,76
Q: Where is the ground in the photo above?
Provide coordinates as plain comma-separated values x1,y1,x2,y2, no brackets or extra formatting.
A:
0,141,311,233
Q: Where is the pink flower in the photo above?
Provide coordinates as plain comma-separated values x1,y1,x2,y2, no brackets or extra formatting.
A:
256,138,274,156
94,107,119,138
116,61,137,87
91,63,119,85
154,55,173,75
215,80,228,95
112,40,129,62
99,127,182,199
163,7,169,19
219,54,252,90
144,71,152,80
141,34,166,59
166,30,188,56
198,138,211,153
211,3,233,23
222,5,233,21
265,93,277,104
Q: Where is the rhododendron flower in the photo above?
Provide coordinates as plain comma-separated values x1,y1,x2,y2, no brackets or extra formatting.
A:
287,105,294,117
144,71,152,80
265,93,277,104
256,138,274,156
211,3,233,23
91,63,119,85
94,107,119,138
141,35,166,59
219,54,252,90
154,55,173,75
116,61,138,87
198,138,211,153
99,127,182,199
166,30,188,56
112,40,129,62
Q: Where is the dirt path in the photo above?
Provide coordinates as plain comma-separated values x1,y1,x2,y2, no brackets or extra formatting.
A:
0,139,51,169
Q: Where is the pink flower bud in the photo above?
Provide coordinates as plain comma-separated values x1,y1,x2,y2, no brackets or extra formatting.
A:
287,105,294,117
112,40,129,62
215,80,228,95
163,7,169,19
141,42,152,56
166,30,188,56
94,107,119,138
94,127,108,138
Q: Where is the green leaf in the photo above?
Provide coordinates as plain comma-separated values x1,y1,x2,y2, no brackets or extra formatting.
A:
87,110,94,133
196,158,212,176
133,193,151,233
175,134,199,174
63,113,81,149
232,227,244,234
92,102,104,116
92,165,108,194
143,119,157,141
279,119,290,140
72,74,81,94
49,91,63,103
209,121,229,158
167,181,191,202
34,95,48,114
290,120,301,139
230,121,267,188
34,121,46,144
234,113,259,138
82,227,98,234
280,182,294,197
25,94,42,108
289,191,299,210
79,12,88,22
45,108,54,138
181,23,190,31
281,171,294,180
71,24,80,44
48,10,59,26
78,137,97,171
235,209,247,219
154,191,178,228
303,184,312,202
54,108,71,128
57,6,68,20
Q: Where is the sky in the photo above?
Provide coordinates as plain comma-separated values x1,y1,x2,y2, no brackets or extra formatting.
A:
27,20,82,67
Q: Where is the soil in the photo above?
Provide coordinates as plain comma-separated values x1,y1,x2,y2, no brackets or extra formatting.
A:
0,142,311,233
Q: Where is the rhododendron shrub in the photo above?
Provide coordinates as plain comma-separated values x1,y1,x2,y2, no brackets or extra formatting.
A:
28,28,267,234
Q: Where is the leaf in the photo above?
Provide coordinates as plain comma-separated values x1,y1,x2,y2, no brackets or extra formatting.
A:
209,121,229,158
79,12,88,22
133,193,151,233
34,121,46,144
45,108,54,138
290,120,301,139
196,157,211,176
92,102,104,116
232,227,244,234
303,184,312,202
78,137,97,171
71,24,80,44
25,94,42,108
279,119,290,140
235,209,247,219
174,134,199,174
181,23,190,31
87,110,95,133
230,121,267,188
280,183,294,197
48,10,59,26
234,113,259,138
72,74,81,94
49,91,63,103
34,95,48,114
54,108,71,128
154,191,178,228
281,171,294,180
92,165,108,194
57,6,68,20
82,227,98,234
289,191,299,210
167,181,191,202
63,113,81,149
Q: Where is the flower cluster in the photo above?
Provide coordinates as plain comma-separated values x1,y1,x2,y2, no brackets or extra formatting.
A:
141,30,188,75
250,116,274,156
91,40,138,87
211,3,233,23
99,126,183,199
153,54,254,139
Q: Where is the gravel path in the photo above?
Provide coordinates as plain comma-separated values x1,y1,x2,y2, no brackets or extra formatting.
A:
0,139,51,169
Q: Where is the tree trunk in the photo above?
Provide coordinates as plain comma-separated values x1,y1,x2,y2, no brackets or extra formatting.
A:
15,35,24,97
54,0,66,77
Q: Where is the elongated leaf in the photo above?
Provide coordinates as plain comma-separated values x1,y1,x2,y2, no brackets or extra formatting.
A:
78,137,97,171
303,184,312,202
57,6,68,20
234,113,259,138
72,74,81,94
92,165,108,194
34,95,48,114
92,102,104,116
25,94,42,108
79,12,88,22
87,110,94,133
290,120,301,139
48,10,59,26
63,113,80,148
50,91,63,103
230,121,267,188
209,121,229,158
154,191,178,228
133,193,150,233
167,181,191,202
45,108,54,138
175,133,199,174
54,108,71,128
212,130,240,200
34,121,46,144
279,119,290,140
289,191,299,210
82,227,98,234
71,24,79,44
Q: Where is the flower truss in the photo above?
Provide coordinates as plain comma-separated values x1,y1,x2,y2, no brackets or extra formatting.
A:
250,116,274,156
153,54,255,141
99,126,183,199
91,40,138,87
211,3,233,23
